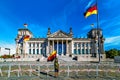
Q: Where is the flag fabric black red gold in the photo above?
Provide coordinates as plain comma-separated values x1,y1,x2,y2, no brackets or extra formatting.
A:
18,35,24,43
24,35,30,41
84,4,97,18
18,35,30,43
47,50,57,61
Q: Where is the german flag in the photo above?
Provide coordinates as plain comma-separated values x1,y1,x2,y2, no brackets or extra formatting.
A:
84,4,97,18
24,35,30,41
18,35,30,43
18,36,24,43
47,51,57,61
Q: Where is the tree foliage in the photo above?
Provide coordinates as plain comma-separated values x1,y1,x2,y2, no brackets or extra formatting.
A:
0,54,14,59
105,49,119,59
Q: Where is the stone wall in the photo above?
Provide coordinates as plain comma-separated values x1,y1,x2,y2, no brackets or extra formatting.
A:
77,54,106,61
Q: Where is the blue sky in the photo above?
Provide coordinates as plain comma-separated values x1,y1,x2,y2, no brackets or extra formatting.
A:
0,0,120,54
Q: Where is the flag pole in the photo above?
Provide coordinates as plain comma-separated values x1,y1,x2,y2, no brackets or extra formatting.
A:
96,0,101,63
96,0,100,28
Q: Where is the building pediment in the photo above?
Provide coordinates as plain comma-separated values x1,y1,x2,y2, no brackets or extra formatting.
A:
48,30,71,38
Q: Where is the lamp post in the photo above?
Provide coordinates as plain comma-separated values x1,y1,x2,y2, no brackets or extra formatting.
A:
5,48,10,55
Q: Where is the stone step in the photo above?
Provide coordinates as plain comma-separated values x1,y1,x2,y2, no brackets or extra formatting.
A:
58,56,74,62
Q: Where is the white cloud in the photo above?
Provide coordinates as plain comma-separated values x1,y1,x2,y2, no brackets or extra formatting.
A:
0,41,15,55
85,0,95,9
100,16,120,30
104,36,120,50
105,36,120,44
82,20,106,31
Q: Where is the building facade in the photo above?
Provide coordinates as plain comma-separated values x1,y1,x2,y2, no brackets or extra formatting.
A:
15,27,105,61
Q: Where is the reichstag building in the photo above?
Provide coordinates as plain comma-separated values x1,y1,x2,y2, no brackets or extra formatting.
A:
15,27,105,61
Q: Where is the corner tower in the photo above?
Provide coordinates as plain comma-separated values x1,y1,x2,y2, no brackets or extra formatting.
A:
15,24,33,56
87,28,105,58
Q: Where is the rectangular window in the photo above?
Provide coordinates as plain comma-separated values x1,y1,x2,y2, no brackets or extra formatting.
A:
33,43,35,47
90,49,91,54
86,49,88,54
37,43,39,47
21,43,23,47
37,49,39,54
33,49,35,54
78,49,81,54
29,43,31,47
74,43,77,47
88,49,90,54
82,43,84,47
82,49,84,54
41,49,42,54
90,42,92,47
40,43,42,47
86,43,88,47
29,49,31,54
21,49,23,54
78,43,80,47
74,49,77,54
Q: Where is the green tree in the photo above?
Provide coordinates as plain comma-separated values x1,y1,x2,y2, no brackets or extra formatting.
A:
105,49,119,58
118,50,120,56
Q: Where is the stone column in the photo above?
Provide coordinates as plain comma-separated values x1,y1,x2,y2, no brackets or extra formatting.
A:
102,43,104,53
16,42,19,55
66,40,68,56
50,40,52,53
57,40,58,54
88,43,91,58
71,41,73,55
23,41,26,58
34,42,36,54
80,43,82,55
48,40,50,55
69,41,72,55
88,43,90,56
62,40,64,55
76,43,78,55
84,43,86,54
53,40,54,51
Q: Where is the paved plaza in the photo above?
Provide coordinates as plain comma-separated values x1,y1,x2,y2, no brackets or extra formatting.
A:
0,61,120,80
